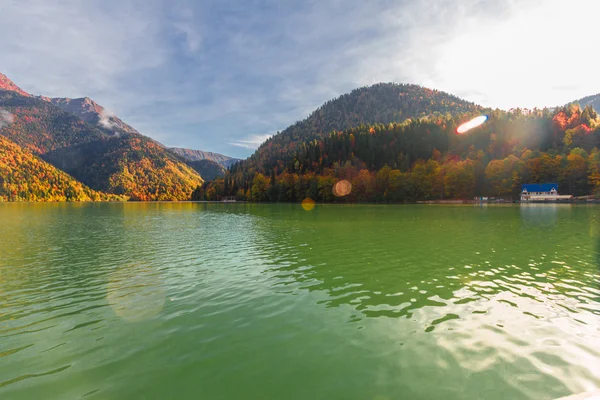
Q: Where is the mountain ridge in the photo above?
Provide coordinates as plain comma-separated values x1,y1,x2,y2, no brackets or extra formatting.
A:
168,147,239,166
0,73,235,161
48,96,140,136
0,74,203,201
0,73,30,97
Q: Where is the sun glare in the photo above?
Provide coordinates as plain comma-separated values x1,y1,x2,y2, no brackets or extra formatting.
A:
456,115,488,134
333,180,352,197
302,197,316,211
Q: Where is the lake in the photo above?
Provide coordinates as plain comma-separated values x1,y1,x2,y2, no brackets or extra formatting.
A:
0,203,599,399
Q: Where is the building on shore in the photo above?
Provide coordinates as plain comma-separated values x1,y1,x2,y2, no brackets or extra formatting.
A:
520,183,572,202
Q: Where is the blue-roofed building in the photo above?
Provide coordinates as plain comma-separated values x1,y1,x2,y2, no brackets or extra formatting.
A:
521,183,572,202
522,183,559,194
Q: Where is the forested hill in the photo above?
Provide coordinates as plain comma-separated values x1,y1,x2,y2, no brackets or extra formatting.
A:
186,159,227,181
196,104,600,202
0,135,118,202
247,83,482,171
271,83,481,144
0,83,202,201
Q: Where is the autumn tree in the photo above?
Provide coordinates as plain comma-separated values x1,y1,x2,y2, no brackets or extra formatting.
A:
251,173,270,202
444,160,476,199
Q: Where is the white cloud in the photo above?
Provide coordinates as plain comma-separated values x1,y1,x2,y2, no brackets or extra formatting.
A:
98,108,117,129
0,108,14,129
405,0,600,109
308,0,600,109
229,134,272,150
0,1,168,95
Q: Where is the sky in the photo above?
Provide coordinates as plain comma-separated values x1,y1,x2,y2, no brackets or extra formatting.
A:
1,0,599,158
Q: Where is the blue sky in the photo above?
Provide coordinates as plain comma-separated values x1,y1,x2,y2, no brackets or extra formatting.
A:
1,0,599,158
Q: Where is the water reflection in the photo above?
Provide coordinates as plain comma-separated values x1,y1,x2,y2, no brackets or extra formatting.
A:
0,203,203,396
259,206,582,320
301,198,316,211
250,204,600,397
519,203,569,227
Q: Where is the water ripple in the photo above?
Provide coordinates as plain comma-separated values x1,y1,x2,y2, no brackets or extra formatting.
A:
0,203,599,399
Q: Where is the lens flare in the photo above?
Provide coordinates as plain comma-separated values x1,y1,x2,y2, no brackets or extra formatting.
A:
333,180,352,197
457,115,488,134
107,264,165,322
302,198,316,211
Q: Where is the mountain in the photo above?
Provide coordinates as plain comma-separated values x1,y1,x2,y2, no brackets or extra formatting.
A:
0,74,202,201
42,97,240,176
0,73,139,136
48,97,139,135
574,93,600,113
168,147,240,181
269,83,480,142
168,147,239,167
197,87,600,202
44,91,240,183
248,83,482,172
0,134,117,201
187,159,227,181
0,90,107,154
0,73,30,97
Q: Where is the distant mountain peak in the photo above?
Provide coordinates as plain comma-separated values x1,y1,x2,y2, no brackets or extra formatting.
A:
0,73,31,97
0,72,138,135
168,147,240,168
48,96,139,135
50,96,105,117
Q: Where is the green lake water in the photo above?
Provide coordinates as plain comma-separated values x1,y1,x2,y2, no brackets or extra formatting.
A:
0,203,599,399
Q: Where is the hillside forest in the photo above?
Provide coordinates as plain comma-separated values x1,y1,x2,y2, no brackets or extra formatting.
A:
0,89,203,201
194,104,600,202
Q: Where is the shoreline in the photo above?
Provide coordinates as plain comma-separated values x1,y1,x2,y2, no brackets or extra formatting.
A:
0,200,598,205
